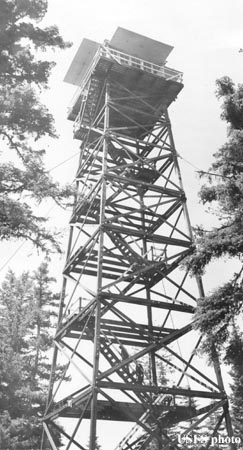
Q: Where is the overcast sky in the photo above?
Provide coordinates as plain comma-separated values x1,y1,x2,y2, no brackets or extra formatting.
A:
1,0,243,291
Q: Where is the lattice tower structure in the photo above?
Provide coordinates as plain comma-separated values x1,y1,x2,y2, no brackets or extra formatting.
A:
42,28,234,450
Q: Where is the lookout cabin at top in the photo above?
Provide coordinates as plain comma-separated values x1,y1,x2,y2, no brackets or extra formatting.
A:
64,27,183,140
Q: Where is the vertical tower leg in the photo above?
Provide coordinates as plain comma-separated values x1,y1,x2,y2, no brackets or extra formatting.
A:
90,82,110,450
166,109,236,450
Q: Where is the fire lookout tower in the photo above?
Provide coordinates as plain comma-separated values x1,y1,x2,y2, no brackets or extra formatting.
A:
43,28,233,450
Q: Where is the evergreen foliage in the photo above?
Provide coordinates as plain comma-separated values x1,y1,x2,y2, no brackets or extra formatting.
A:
0,0,73,252
224,326,243,441
184,77,243,346
0,262,62,449
184,76,243,436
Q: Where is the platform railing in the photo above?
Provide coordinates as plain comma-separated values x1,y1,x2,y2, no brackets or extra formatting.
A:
68,44,183,115
100,45,183,82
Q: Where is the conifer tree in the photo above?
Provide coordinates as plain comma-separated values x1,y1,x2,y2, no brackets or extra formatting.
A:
0,0,73,252
0,262,62,449
224,326,243,442
184,76,243,436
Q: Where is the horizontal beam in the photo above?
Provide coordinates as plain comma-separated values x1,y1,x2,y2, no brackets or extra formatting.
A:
98,382,226,399
102,292,194,313
47,400,224,427
105,223,192,247
106,173,184,197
